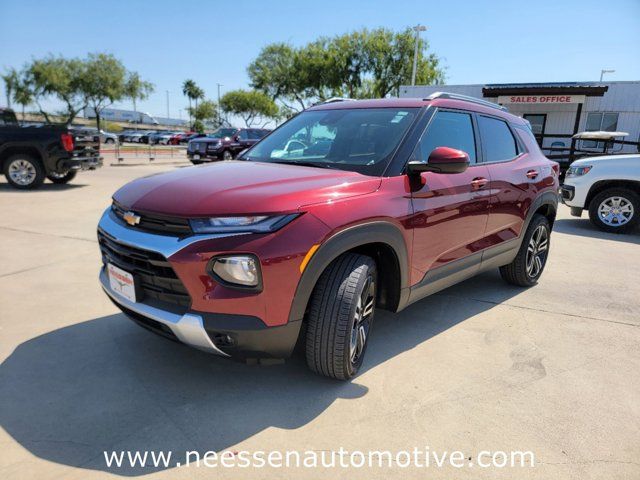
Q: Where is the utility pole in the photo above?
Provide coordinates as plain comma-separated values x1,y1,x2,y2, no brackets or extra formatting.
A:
411,24,427,86
166,90,170,119
600,69,615,82
217,83,223,127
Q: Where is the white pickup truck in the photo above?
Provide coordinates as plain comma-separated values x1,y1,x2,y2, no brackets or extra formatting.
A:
561,131,640,233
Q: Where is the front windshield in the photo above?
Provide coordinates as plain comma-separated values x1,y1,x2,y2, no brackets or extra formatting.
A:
242,107,419,175
209,128,238,139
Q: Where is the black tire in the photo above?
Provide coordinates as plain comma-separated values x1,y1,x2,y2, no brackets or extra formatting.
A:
500,214,551,287
105,138,115,144
305,253,377,380
588,188,640,234
47,170,77,184
3,154,45,189
222,150,233,160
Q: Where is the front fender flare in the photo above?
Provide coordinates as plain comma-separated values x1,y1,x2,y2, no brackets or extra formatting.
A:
287,221,410,323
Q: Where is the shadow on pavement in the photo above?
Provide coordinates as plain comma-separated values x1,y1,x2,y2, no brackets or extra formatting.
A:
0,182,88,191
554,217,640,244
0,272,520,476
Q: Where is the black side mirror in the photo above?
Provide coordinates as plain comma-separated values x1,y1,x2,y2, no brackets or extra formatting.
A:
407,146,470,175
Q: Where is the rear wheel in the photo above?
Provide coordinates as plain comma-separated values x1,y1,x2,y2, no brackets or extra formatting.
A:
47,170,77,184
500,214,550,287
4,154,45,189
588,188,639,233
105,138,115,144
222,150,233,160
305,253,377,380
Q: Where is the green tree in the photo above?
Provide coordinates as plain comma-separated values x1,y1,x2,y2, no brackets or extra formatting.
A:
220,90,279,127
188,99,218,128
83,53,127,131
247,43,307,111
2,68,19,109
248,27,445,109
124,72,154,118
27,56,90,124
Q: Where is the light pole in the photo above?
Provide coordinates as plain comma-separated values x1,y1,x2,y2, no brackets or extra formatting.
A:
411,24,427,86
165,90,170,119
217,83,223,127
600,69,615,82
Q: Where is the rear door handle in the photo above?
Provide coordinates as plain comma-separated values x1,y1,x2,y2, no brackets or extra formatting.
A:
526,170,539,179
470,177,489,190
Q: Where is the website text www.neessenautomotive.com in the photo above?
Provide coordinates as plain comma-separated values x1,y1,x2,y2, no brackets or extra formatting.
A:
104,447,535,470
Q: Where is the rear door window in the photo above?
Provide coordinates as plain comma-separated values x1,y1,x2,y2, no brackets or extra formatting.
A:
478,116,518,162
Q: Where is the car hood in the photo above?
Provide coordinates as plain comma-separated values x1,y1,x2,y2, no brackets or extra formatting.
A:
571,154,640,166
113,160,381,216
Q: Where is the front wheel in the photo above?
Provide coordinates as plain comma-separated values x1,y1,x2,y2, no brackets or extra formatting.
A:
47,170,77,184
305,253,377,380
588,188,639,233
500,214,550,287
222,150,233,160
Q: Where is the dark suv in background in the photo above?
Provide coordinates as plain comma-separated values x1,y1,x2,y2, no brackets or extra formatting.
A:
187,127,271,163
99,93,558,380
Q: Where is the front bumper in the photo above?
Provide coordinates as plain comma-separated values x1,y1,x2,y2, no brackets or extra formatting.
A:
100,268,229,356
97,208,310,359
187,149,222,161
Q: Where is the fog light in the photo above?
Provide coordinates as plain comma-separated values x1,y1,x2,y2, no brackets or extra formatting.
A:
210,255,260,287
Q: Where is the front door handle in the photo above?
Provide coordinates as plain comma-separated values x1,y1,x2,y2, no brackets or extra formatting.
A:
470,177,489,190
526,170,539,179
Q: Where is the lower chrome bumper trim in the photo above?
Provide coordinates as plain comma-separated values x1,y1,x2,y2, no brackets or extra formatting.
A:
100,269,229,356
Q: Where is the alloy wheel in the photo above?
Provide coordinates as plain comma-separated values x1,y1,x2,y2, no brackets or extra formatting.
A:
598,196,634,227
8,159,36,186
525,225,549,278
349,274,375,365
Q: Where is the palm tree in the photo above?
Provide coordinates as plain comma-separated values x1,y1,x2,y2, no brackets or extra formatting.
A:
182,79,197,129
192,86,204,111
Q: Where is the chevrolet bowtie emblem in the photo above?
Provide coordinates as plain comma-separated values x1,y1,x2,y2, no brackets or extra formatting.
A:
123,211,141,226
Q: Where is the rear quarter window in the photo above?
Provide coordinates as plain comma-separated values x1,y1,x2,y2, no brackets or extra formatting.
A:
478,116,518,162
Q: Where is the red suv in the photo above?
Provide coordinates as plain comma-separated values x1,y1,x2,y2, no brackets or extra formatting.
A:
98,93,559,380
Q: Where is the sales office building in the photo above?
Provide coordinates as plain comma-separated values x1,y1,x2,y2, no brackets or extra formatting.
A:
400,81,640,153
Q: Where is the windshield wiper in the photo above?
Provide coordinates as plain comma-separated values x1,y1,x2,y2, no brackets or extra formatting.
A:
270,160,335,169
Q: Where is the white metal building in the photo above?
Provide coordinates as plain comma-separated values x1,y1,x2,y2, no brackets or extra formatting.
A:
400,81,640,153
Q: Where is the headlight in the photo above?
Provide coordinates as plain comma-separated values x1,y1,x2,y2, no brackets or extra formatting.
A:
190,214,299,233
566,165,592,177
209,255,261,288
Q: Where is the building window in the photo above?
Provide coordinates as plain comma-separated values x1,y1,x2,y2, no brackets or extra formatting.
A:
584,112,619,148
523,114,546,147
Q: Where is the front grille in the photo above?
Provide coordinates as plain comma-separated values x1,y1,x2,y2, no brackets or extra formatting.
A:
112,202,192,235
98,229,191,310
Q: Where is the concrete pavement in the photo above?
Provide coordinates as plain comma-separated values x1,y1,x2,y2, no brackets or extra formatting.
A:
0,163,639,479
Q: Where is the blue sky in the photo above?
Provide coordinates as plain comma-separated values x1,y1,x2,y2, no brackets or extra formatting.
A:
1,0,639,120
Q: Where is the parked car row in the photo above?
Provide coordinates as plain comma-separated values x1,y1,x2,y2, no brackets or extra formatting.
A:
70,126,118,145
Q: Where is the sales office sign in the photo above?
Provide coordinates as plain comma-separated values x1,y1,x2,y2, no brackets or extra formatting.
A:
498,95,586,104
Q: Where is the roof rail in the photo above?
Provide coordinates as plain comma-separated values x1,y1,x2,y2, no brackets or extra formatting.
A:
317,97,356,105
426,91,508,111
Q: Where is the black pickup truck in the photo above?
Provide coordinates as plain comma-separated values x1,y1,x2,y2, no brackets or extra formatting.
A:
0,108,102,189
